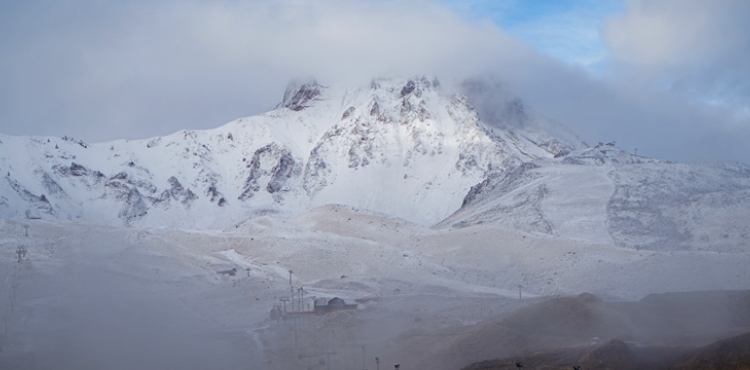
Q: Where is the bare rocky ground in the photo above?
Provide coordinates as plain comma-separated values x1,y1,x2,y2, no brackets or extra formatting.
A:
1,208,749,370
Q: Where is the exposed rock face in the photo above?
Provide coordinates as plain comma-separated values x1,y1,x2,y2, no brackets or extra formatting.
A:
158,176,197,207
303,143,331,195
119,187,148,223
240,143,302,202
4,176,56,217
279,78,321,111
37,170,68,198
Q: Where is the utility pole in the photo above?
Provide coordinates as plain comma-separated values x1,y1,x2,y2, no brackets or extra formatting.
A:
291,287,295,312
518,284,522,300
297,287,305,312
24,224,29,237
246,267,250,277
294,314,298,347
376,357,380,370
280,298,289,314
289,270,294,312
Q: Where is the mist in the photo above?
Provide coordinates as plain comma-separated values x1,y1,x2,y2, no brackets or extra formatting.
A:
3,211,750,369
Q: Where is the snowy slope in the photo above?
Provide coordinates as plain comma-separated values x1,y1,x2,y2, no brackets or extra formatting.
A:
0,76,582,228
441,143,750,251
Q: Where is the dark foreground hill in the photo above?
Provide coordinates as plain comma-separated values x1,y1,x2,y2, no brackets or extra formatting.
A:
405,290,750,370
462,331,750,370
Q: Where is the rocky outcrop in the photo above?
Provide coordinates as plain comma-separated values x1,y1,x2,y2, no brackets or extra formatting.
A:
239,143,301,202
119,187,147,223
278,79,322,111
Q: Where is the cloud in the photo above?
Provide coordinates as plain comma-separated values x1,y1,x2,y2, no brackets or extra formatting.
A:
0,0,748,164
603,0,750,104
0,0,534,142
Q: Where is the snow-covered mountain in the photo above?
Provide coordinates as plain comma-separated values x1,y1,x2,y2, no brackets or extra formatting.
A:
0,76,582,229
1,75,748,251
0,77,582,228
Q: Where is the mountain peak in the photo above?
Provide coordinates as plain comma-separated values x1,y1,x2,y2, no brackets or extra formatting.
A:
278,77,323,111
369,75,441,97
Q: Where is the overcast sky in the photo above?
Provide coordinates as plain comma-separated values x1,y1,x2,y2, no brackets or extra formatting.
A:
1,0,748,164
